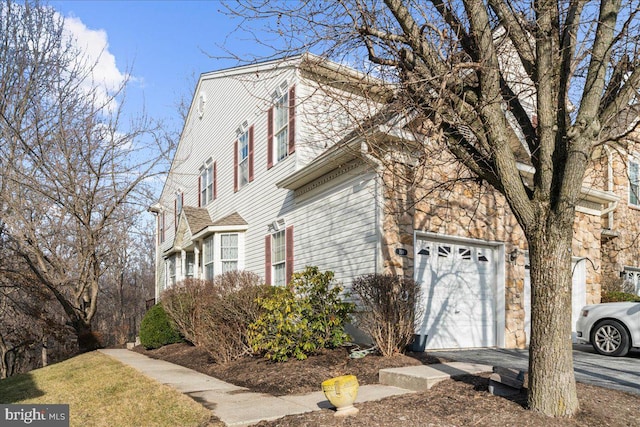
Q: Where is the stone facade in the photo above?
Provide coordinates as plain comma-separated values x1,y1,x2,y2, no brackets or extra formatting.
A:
377,144,619,349
600,134,640,292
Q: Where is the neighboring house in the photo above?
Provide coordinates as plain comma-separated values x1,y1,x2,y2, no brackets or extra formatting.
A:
150,53,640,351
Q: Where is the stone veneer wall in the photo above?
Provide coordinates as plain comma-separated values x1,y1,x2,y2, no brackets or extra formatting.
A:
600,136,640,292
379,152,604,348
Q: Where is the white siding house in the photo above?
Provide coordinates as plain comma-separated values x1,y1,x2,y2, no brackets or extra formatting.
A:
151,54,640,352
151,54,385,301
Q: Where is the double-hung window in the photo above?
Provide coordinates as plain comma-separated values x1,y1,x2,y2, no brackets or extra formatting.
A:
221,233,239,273
204,235,214,281
238,131,249,188
630,159,639,207
267,85,294,169
271,230,286,286
167,256,176,287
200,163,214,206
185,252,195,278
274,92,289,162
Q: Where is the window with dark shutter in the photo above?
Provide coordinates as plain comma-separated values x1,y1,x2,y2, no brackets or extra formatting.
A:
267,107,274,169
265,234,272,285
288,85,295,155
234,139,239,192
285,225,294,285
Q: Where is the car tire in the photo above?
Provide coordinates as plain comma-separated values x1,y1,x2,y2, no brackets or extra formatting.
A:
591,319,631,357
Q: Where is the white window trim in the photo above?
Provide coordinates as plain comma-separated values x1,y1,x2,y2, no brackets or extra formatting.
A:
274,91,289,163
200,162,214,206
238,130,249,189
220,233,239,273
271,229,286,286
203,235,215,281
185,252,195,278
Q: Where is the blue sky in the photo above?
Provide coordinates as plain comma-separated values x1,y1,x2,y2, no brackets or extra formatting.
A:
50,1,271,134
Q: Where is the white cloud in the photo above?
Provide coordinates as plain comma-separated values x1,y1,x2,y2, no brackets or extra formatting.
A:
58,13,131,112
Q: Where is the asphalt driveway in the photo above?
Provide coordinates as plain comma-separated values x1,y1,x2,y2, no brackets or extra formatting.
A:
431,344,640,395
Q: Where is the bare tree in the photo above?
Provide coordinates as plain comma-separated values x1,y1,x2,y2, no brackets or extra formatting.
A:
0,0,173,352
224,0,640,417
94,215,156,347
0,228,69,378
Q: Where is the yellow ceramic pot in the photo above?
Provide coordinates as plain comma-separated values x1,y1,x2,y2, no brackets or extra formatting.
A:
321,375,359,416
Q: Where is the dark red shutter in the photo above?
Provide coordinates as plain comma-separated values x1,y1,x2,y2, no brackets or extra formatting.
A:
267,107,274,169
285,225,294,285
265,235,272,285
198,176,201,207
248,125,255,182
234,140,238,192
288,85,295,155
213,161,218,200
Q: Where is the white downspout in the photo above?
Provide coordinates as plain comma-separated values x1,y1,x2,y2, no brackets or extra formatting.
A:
147,204,162,303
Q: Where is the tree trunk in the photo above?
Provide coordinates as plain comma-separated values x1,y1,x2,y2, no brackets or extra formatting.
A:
41,336,48,368
0,336,8,379
73,320,102,353
527,221,579,416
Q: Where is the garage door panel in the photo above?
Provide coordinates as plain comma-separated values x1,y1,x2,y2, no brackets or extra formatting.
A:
415,239,497,350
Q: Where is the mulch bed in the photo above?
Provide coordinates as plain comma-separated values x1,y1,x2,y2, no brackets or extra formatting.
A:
134,342,640,427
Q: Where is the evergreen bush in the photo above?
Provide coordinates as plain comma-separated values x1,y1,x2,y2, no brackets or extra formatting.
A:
139,304,182,349
248,266,354,361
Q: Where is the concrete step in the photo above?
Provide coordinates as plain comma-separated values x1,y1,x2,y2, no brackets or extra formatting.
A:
379,362,493,391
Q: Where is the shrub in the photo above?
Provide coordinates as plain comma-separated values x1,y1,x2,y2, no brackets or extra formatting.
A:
601,291,640,303
161,278,207,345
351,274,421,357
248,266,354,362
161,272,270,363
139,304,182,350
198,271,271,363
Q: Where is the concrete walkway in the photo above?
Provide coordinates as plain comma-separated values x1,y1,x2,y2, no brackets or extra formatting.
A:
98,349,491,427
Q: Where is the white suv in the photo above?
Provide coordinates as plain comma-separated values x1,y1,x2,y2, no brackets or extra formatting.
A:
576,302,640,356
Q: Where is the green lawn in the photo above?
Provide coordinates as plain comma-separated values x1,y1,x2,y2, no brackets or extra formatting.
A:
0,351,214,427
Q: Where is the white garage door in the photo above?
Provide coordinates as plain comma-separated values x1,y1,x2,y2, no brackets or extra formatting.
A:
524,257,586,345
414,238,497,349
